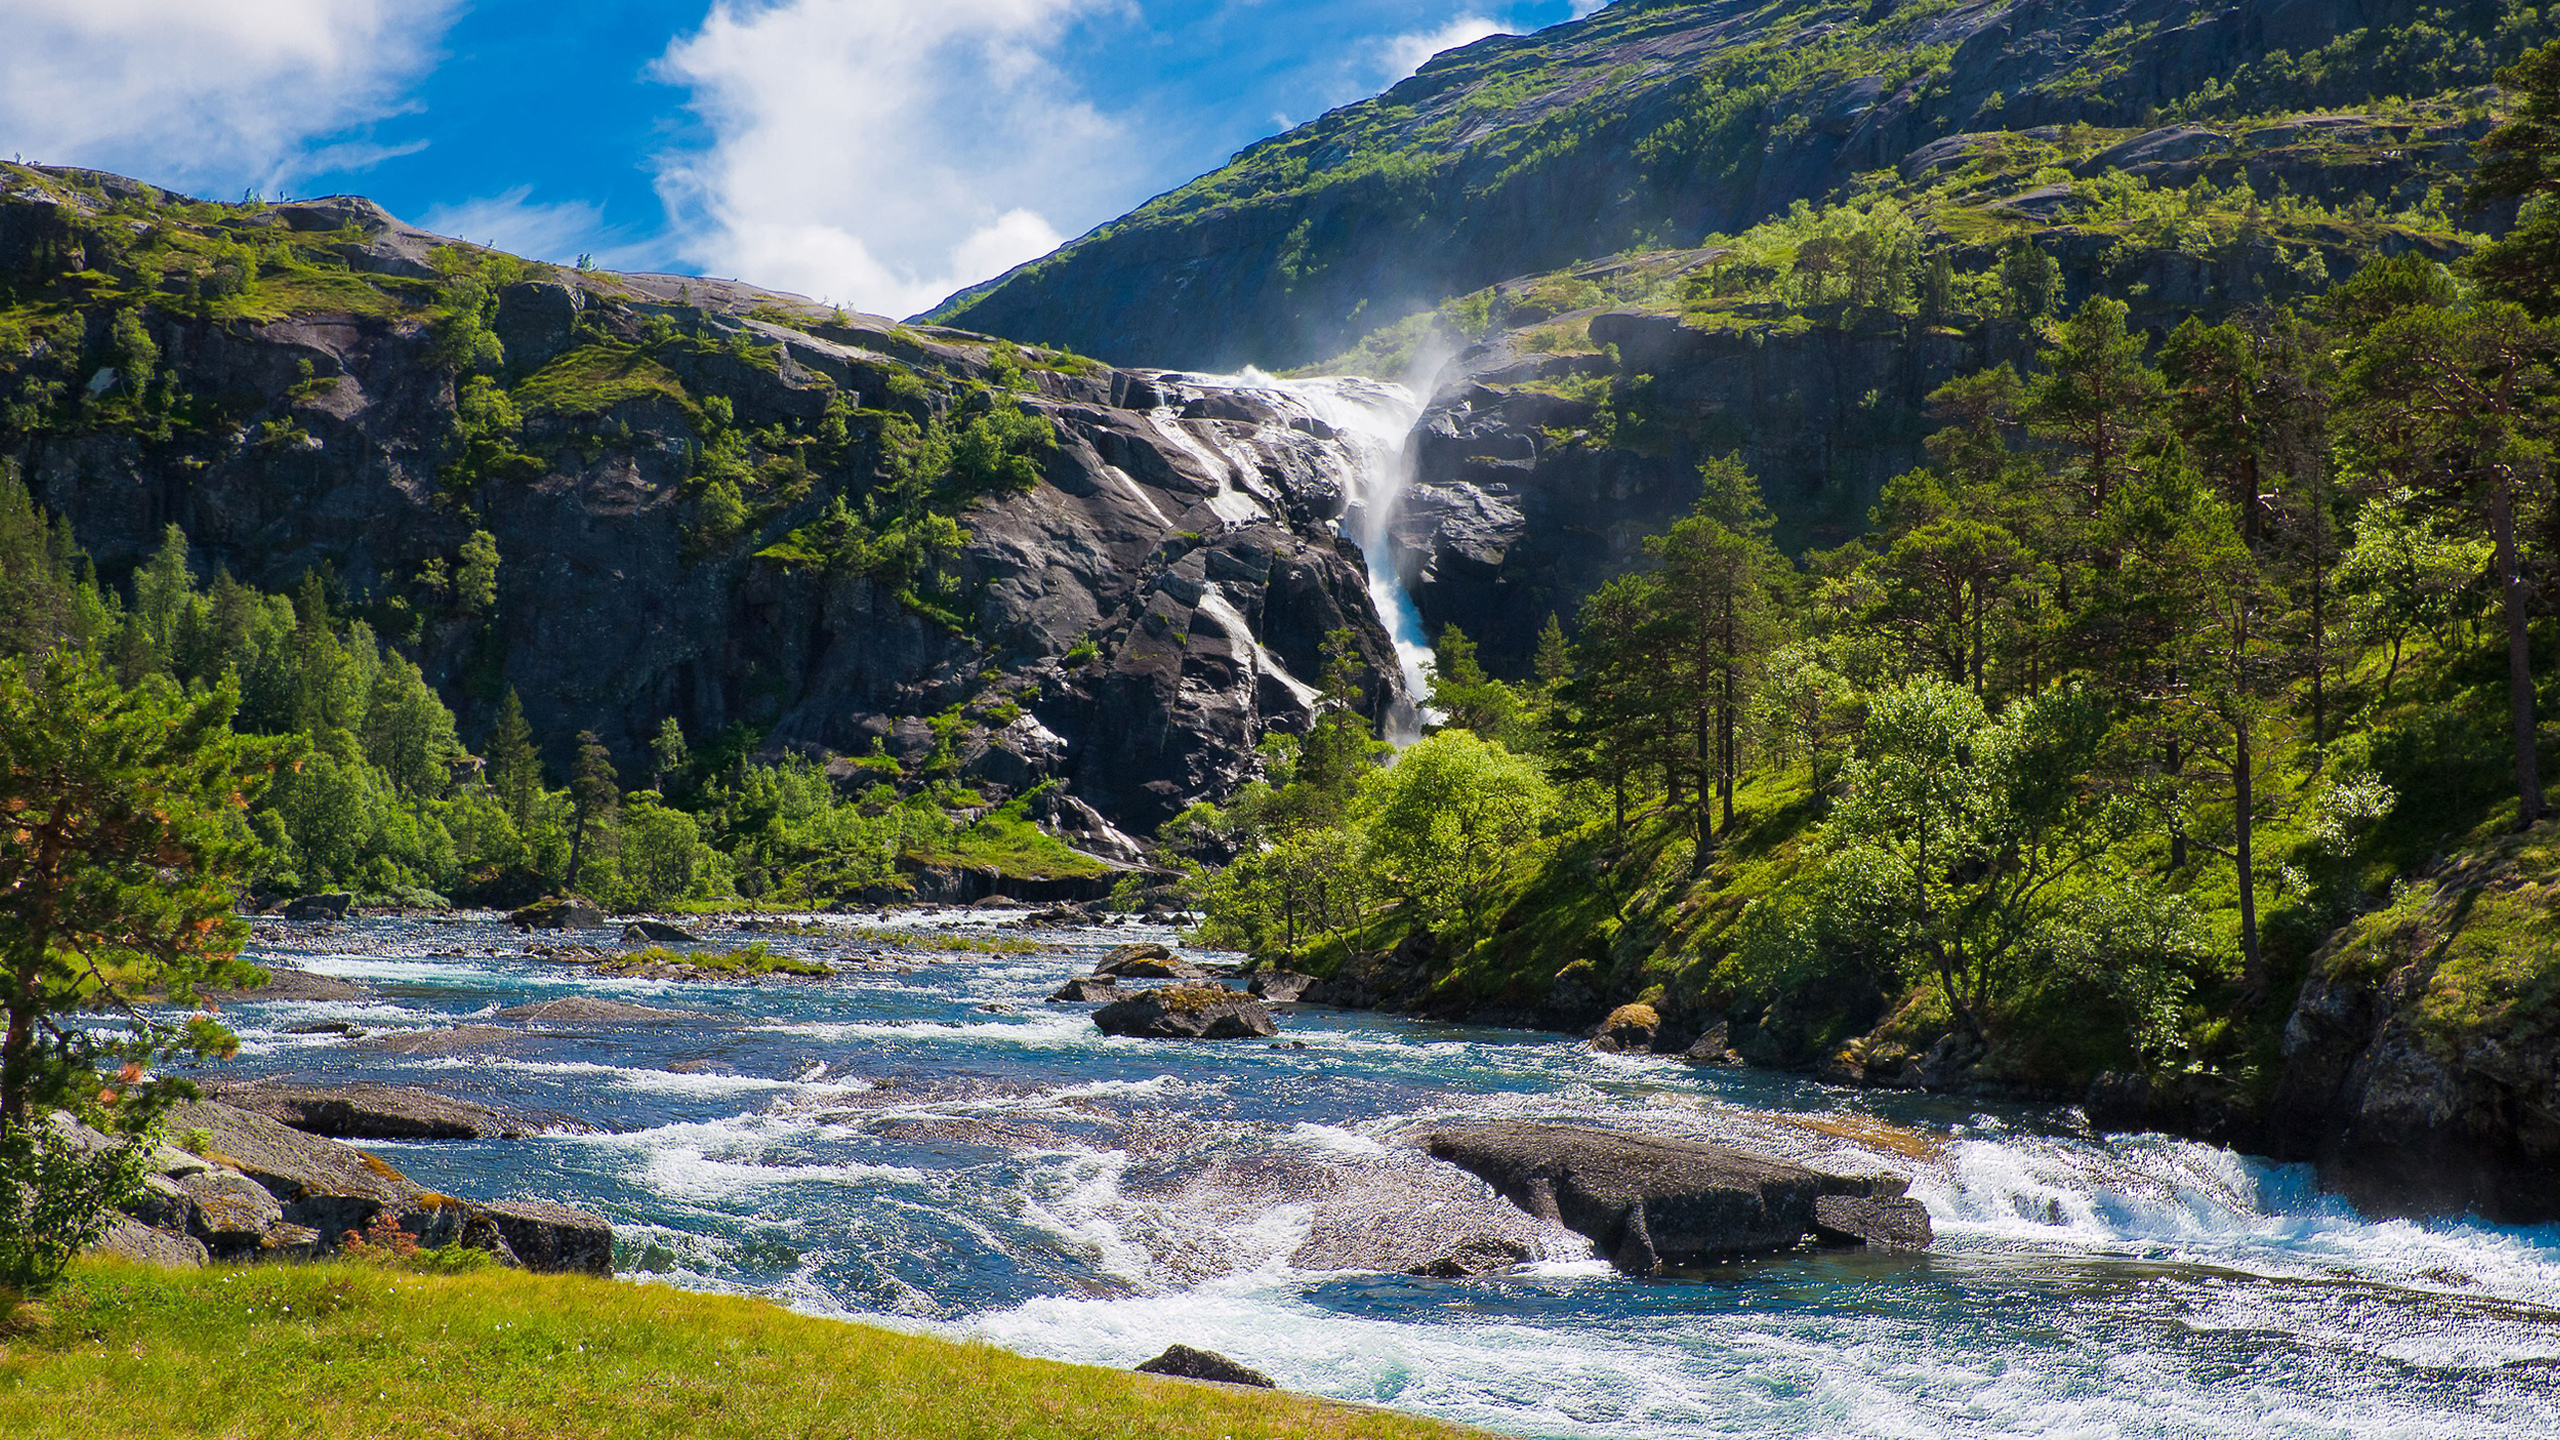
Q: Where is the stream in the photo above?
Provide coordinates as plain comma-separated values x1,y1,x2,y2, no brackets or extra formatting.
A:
189,912,2560,1439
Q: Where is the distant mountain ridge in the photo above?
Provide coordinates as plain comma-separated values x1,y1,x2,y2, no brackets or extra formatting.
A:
932,0,2523,371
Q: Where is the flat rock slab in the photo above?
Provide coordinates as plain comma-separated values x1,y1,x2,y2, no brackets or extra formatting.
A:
1812,1193,1933,1252
1135,1345,1276,1389
166,1099,423,1242
479,1198,615,1276
1416,1121,1917,1273
215,1082,522,1141
227,967,369,1003
1094,985,1276,1039
354,1024,528,1056
492,997,701,1023
1290,1157,1553,1277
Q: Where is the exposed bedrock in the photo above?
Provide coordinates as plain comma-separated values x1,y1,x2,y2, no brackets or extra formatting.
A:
1416,1121,1928,1273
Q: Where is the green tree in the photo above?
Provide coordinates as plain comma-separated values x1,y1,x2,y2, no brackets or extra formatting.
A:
1645,456,1791,857
454,530,500,617
1355,730,1555,945
487,689,540,832
566,731,619,894
649,717,690,793
0,649,277,1127
2470,40,2560,314
1424,624,1522,741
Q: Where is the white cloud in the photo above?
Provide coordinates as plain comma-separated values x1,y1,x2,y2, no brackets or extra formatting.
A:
1378,15,1506,85
418,186,634,268
1569,0,1608,18
0,0,457,191
652,0,1129,320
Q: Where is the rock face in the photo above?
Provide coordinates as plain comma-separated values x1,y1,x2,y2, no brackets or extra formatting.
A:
2266,822,2560,1222
4,168,1412,841
1134,1345,1276,1389
212,1082,522,1141
1416,1121,1924,1272
1093,985,1278,1039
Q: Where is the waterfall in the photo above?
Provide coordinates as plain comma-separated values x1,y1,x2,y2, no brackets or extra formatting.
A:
1153,368,1436,745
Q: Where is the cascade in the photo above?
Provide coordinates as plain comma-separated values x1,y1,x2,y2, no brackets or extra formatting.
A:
1152,367,1435,744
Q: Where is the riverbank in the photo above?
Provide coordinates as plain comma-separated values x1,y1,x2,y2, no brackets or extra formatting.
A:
0,1260,1487,1440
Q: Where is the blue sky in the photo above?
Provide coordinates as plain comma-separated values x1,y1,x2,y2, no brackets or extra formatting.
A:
1,0,1605,317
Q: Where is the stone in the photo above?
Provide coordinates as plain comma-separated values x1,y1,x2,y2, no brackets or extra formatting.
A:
1047,976,1120,1003
164,1099,423,1241
354,1024,526,1056
226,967,367,1003
1680,1020,1740,1066
1248,970,1317,1002
281,892,353,922
96,1214,208,1268
214,1082,520,1141
1590,1003,1661,1054
1405,1237,1538,1277
492,997,700,1023
1093,942,1203,979
621,920,701,943
512,897,607,929
1290,1155,1555,1276
477,1198,615,1276
1415,1121,1919,1273
1133,1344,1275,1389
1810,1194,1934,1252
172,1170,286,1256
1094,985,1277,1039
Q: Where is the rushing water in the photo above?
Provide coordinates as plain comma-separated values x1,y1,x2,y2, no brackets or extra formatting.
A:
192,913,2560,1439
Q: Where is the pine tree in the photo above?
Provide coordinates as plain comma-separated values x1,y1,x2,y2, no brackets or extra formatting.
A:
566,731,620,893
488,688,540,830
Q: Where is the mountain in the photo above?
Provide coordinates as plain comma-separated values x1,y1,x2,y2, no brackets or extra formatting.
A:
933,0,2511,373
0,165,1410,836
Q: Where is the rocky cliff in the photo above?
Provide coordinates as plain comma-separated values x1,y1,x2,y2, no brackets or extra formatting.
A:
2266,822,2560,1223
934,0,2509,372
0,165,1409,834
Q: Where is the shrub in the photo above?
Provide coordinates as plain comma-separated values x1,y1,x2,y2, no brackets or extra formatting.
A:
0,1118,150,1292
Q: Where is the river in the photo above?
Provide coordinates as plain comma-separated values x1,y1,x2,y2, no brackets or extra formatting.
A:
191,912,2560,1439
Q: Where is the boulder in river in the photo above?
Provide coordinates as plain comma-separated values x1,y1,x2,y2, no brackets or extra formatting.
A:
478,1198,615,1276
1248,970,1318,1002
1094,985,1277,1039
621,919,702,943
355,1024,528,1056
213,1082,522,1140
1134,1344,1276,1389
1811,1194,1933,1252
1680,1020,1742,1067
511,896,606,929
281,892,353,923
1416,1121,1924,1273
224,966,368,1003
492,997,701,1023
1590,1003,1661,1053
1048,976,1120,1002
1094,942,1205,980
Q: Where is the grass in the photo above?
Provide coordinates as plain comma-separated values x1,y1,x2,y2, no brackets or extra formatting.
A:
0,1261,1486,1440
841,928,1043,955
515,343,697,421
603,943,831,978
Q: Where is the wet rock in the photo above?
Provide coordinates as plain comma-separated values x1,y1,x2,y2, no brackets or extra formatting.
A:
1416,1121,1918,1273
282,1020,363,1036
1093,942,1203,980
621,919,701,943
1094,985,1277,1039
1810,1194,1934,1252
227,967,368,1003
1590,1003,1661,1054
492,997,701,1023
511,897,606,929
1291,1157,1554,1276
1405,1237,1538,1277
281,892,353,923
1680,1020,1741,1066
478,1199,615,1277
1134,1345,1275,1389
1048,976,1120,1002
1248,970,1317,1002
354,1024,526,1056
213,1082,521,1141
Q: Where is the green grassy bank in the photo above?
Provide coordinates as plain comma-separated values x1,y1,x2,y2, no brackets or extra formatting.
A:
0,1262,1487,1440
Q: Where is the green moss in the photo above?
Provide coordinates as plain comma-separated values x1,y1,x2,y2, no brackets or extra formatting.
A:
605,942,832,977
515,343,697,420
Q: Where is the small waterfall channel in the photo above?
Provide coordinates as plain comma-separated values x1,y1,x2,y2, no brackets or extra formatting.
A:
1153,368,1436,745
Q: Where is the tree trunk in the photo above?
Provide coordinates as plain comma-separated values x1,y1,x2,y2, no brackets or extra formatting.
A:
2494,477,2546,827
2235,715,2261,997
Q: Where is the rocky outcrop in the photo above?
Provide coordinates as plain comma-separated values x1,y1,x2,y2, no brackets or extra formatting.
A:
1093,985,1278,1039
1589,1003,1661,1054
1248,970,1317,1003
4,170,1410,842
512,898,606,929
81,1102,613,1272
1415,1121,1925,1272
2265,823,2560,1222
224,966,368,1003
211,1082,525,1141
281,892,353,922
1093,942,1205,981
1134,1345,1275,1389
621,920,701,943
491,996,701,1023
1047,976,1120,1003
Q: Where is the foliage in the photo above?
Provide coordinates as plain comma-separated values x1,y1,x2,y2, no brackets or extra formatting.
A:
0,1119,151,1291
